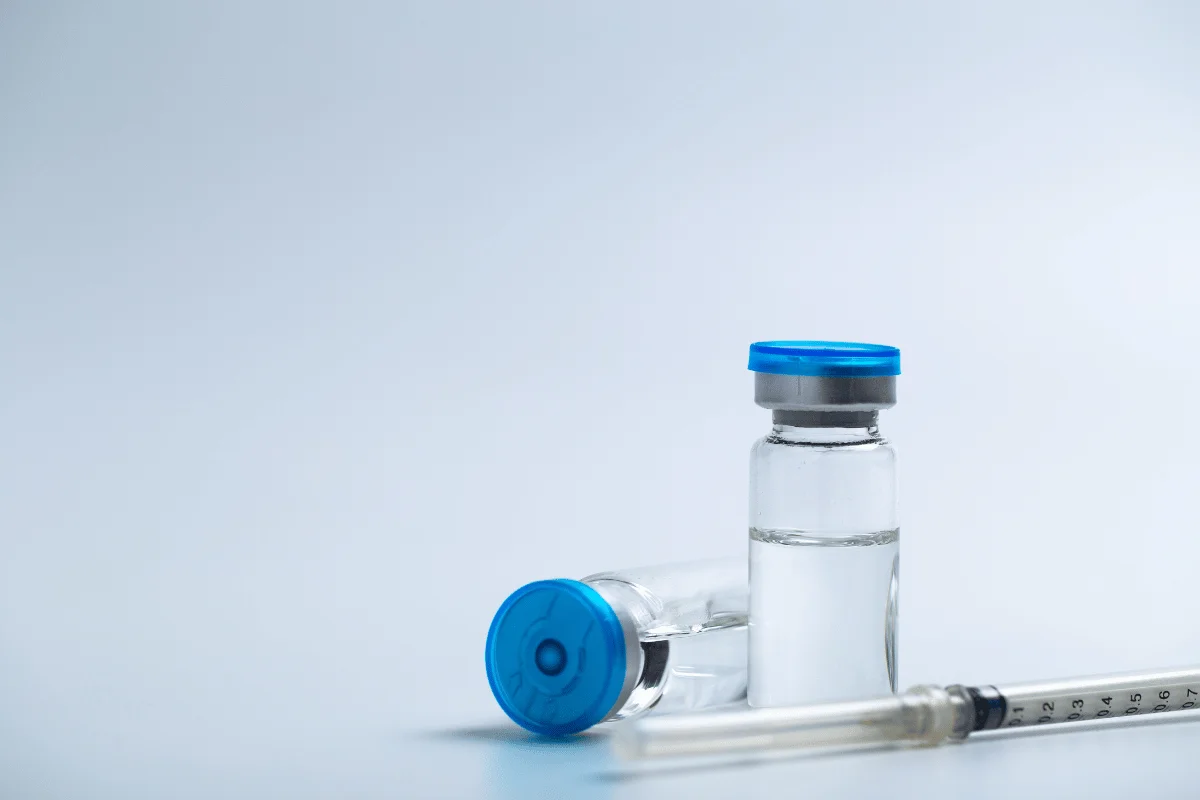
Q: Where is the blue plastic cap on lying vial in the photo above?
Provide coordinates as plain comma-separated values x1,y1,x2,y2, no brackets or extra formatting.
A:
485,579,630,737
748,341,901,377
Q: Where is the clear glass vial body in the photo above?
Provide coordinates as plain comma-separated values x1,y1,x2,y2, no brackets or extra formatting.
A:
584,560,748,719
486,559,747,736
748,416,899,707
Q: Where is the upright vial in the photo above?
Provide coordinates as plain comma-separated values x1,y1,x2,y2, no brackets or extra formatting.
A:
486,559,747,736
747,341,900,707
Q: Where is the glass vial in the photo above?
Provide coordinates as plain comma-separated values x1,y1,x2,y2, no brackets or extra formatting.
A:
486,559,747,736
747,341,900,707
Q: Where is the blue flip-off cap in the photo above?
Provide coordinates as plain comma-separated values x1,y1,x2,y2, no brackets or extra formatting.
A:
485,579,629,737
748,341,901,377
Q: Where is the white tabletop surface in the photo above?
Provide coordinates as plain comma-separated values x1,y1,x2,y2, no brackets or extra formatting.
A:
4,3,1200,797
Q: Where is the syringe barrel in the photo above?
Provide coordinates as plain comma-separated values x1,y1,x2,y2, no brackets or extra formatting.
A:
615,685,967,759
615,665,1200,760
990,666,1200,729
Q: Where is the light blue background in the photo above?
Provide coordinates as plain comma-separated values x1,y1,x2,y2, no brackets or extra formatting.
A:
3,2,1200,797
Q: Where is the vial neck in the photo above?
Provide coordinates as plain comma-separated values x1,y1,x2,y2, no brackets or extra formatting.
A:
770,410,881,444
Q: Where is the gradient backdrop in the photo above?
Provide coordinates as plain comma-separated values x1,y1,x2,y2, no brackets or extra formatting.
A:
3,2,1200,798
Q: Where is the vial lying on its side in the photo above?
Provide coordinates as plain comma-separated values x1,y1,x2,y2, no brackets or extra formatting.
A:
486,559,748,736
747,341,901,707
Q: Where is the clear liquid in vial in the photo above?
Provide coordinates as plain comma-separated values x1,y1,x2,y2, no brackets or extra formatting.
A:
748,527,899,707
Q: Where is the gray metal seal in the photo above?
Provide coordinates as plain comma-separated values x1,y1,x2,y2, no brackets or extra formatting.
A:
755,373,896,412
605,601,642,722
584,584,643,723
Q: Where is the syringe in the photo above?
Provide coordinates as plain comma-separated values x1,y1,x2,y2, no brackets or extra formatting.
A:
614,666,1200,759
